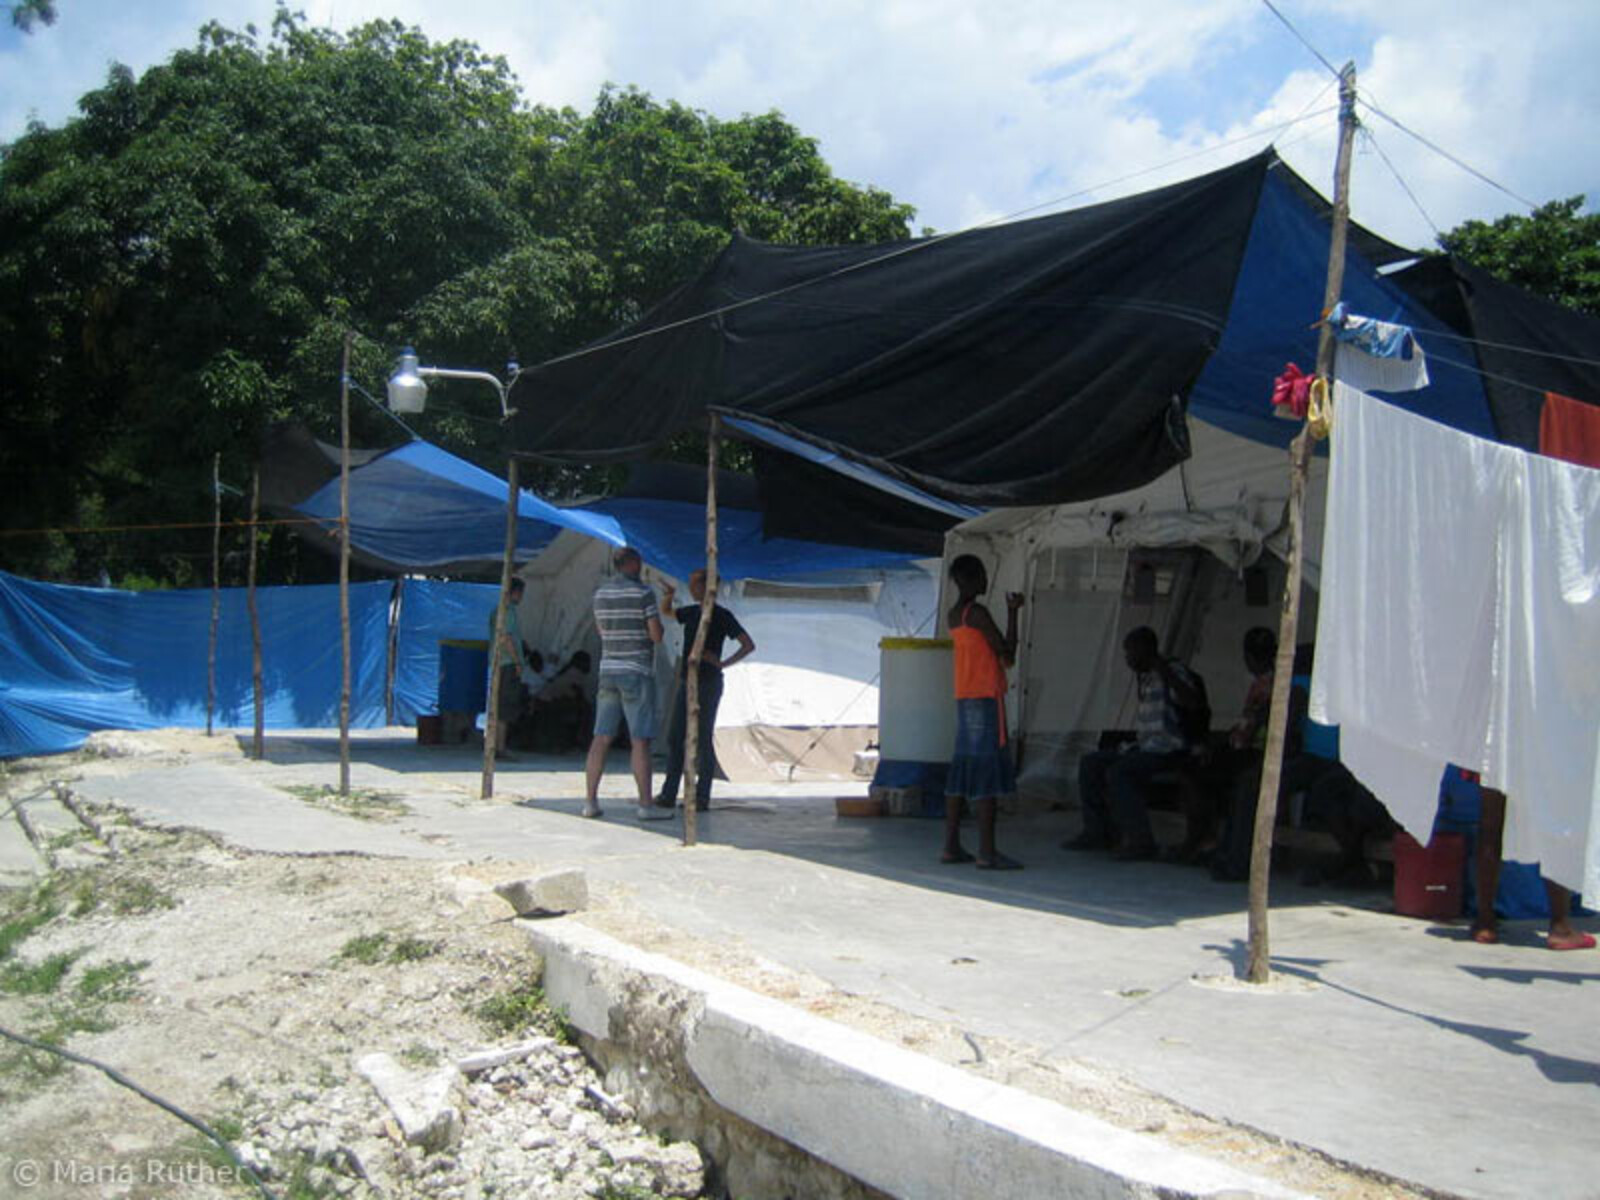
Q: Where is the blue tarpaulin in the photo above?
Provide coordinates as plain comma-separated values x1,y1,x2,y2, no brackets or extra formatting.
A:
0,571,392,756
391,578,498,727
271,433,922,582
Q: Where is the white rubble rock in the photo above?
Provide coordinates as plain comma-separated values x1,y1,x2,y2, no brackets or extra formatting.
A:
493,869,588,916
355,1052,465,1152
455,1036,557,1075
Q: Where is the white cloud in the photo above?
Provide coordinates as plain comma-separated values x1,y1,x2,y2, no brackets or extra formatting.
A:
3,0,1596,251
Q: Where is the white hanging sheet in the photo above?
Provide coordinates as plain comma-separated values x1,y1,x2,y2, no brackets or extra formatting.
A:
1311,384,1600,898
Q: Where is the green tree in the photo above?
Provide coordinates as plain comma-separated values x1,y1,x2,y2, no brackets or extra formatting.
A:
8,1,56,33
0,14,914,585
1438,197,1600,317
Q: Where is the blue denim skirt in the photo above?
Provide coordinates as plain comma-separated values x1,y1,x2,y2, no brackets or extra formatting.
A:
945,697,1016,801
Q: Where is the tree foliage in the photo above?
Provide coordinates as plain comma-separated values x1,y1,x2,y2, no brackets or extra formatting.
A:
1438,196,1600,317
0,12,915,584
8,1,56,33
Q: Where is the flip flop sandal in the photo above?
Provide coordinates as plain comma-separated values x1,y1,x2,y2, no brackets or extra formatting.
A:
940,849,975,865
1547,932,1596,951
976,854,1023,870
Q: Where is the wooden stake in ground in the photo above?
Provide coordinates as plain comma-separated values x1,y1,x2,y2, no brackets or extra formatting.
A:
683,413,722,847
482,457,521,801
339,331,353,798
1245,61,1357,984
207,452,221,738
248,467,264,760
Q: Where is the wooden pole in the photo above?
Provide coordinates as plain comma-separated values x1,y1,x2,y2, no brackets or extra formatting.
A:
1245,62,1357,984
248,467,264,760
683,414,722,847
207,452,221,737
385,580,400,727
338,331,353,798
483,456,520,800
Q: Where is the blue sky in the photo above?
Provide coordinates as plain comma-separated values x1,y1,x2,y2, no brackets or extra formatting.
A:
3,1,1597,250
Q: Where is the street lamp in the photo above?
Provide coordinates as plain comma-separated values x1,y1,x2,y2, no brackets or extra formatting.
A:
386,347,520,419
385,345,526,801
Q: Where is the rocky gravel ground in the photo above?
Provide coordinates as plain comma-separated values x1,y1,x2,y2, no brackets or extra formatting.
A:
0,746,704,1200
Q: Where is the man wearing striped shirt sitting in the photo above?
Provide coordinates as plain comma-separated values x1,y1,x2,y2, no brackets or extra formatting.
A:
583,546,671,821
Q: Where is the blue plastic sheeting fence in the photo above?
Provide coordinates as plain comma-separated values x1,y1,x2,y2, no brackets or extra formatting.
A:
0,571,394,757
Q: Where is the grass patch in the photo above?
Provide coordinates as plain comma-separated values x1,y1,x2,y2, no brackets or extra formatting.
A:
337,933,391,964
0,882,61,957
76,958,147,1003
335,931,441,966
1,950,80,995
389,934,441,963
399,1041,440,1068
474,973,572,1043
66,873,176,917
284,784,410,822
46,827,93,851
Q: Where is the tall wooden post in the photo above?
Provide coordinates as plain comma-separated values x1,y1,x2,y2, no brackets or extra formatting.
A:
207,452,221,737
683,414,722,847
248,467,264,760
1245,62,1357,984
385,580,401,727
483,457,520,800
338,331,353,798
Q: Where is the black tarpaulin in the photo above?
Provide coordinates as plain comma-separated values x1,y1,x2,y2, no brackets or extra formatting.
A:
510,153,1275,507
1390,256,1600,452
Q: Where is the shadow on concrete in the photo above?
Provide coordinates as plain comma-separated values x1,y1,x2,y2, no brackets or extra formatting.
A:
1204,939,1600,1089
528,788,1401,929
236,731,1405,932
236,733,590,776
1459,965,1600,987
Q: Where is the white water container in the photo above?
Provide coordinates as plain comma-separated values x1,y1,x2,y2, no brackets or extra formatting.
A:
877,638,956,763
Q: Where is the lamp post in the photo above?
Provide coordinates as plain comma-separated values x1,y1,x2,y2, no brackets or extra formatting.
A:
386,347,520,419
387,347,524,800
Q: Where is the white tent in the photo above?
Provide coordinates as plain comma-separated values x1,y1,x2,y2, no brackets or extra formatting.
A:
938,416,1326,805
514,529,940,781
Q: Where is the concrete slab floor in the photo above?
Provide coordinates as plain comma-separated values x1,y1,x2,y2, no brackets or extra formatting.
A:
51,728,1600,1200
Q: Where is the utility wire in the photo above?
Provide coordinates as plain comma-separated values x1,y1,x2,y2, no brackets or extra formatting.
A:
1361,124,1442,242
1259,0,1344,81
1359,98,1539,213
1424,347,1579,398
1416,326,1600,370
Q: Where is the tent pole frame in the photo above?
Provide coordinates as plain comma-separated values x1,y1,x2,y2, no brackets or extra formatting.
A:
483,457,520,800
248,466,264,760
207,451,221,738
1245,61,1357,984
339,331,353,797
684,413,722,847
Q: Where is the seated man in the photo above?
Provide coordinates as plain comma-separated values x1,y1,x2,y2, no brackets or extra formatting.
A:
1066,626,1208,861
1210,642,1342,882
525,650,593,752
1170,626,1276,864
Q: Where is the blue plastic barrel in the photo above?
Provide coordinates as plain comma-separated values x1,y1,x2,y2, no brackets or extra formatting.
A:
439,639,489,713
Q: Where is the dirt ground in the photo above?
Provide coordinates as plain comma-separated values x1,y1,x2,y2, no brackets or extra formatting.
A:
0,731,1429,1200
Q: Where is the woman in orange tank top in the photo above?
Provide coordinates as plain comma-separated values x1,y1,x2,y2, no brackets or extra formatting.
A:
942,554,1024,869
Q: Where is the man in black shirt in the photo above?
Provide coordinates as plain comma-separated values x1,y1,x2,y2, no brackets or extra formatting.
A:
655,568,756,810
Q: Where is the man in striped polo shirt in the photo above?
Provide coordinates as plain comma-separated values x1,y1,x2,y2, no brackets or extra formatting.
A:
583,546,670,821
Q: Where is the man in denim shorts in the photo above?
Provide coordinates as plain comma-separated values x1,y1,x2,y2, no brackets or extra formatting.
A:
583,546,670,821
